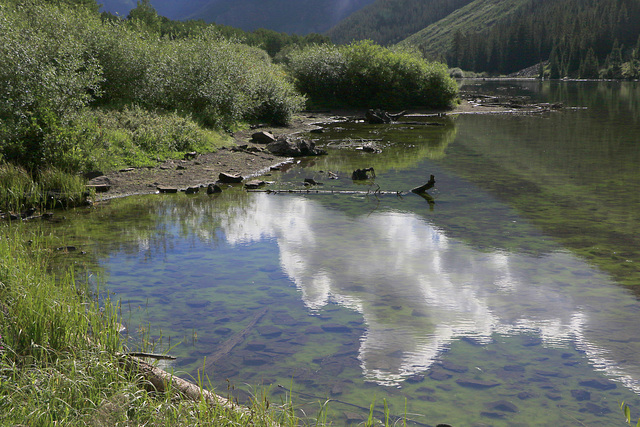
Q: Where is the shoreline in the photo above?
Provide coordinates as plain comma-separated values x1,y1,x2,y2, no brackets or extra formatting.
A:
90,100,544,202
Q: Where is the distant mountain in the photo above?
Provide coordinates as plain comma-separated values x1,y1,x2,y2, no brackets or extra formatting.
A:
98,0,377,34
98,0,208,19
183,0,376,34
326,0,474,46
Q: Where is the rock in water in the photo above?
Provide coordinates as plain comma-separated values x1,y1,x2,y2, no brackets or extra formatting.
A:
218,172,243,183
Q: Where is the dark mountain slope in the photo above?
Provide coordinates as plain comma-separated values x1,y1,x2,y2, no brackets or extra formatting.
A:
184,0,376,34
326,0,474,46
98,0,375,34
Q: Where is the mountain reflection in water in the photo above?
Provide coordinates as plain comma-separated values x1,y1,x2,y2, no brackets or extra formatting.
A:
221,192,640,390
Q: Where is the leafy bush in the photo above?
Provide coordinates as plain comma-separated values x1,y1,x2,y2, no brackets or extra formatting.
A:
287,40,458,109
0,1,304,176
0,2,102,171
140,30,304,127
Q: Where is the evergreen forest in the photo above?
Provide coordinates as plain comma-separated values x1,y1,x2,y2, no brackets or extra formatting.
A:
444,0,640,78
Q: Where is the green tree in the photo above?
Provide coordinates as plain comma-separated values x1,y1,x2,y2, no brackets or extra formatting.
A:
579,48,599,79
127,0,160,33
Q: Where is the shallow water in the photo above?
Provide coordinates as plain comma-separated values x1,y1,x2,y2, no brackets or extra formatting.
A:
45,80,640,425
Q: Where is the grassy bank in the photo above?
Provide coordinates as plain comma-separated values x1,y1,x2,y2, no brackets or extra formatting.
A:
0,226,307,425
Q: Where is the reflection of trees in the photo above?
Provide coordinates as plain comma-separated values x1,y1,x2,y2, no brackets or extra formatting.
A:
444,102,640,286
47,191,254,265
220,193,640,390
297,117,457,175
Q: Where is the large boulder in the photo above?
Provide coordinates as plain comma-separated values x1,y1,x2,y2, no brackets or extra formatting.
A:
266,137,326,157
218,172,243,183
251,131,277,144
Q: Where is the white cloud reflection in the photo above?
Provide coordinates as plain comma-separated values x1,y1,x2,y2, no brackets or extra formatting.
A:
221,193,640,390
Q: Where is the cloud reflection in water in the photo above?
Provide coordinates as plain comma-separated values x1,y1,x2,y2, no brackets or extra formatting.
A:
221,193,640,390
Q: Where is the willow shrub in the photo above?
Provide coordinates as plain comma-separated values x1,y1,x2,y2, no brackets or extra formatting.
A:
287,40,459,109
0,2,304,175
88,23,304,127
0,2,102,172
141,29,305,127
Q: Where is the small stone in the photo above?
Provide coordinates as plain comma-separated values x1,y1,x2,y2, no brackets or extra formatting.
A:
429,370,452,381
517,391,535,400
257,326,283,337
583,402,611,415
243,356,269,366
157,186,178,193
185,186,199,194
343,411,364,424
245,341,267,351
304,326,324,334
522,336,542,347
252,131,277,144
244,180,266,189
207,183,222,194
545,392,562,401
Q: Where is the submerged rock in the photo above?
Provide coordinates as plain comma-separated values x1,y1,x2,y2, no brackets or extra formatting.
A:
440,361,468,373
207,183,222,194
456,378,500,389
579,378,617,390
571,389,591,401
485,400,518,413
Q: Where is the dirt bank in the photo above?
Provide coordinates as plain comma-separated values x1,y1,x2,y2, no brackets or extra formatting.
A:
89,112,332,201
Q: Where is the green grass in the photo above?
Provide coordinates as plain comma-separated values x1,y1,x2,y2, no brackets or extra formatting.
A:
0,163,91,214
77,106,232,171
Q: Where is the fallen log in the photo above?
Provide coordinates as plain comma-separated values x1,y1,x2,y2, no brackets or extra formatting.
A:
247,189,404,196
119,354,250,416
204,307,268,374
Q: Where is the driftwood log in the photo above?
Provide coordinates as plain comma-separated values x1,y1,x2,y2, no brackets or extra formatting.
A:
119,354,252,416
118,308,271,420
204,307,268,374
411,175,435,194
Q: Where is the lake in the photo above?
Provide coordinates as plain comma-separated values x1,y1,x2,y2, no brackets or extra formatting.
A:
47,80,640,426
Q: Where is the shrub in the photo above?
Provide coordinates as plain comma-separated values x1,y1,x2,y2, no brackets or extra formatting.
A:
287,40,459,109
0,2,103,172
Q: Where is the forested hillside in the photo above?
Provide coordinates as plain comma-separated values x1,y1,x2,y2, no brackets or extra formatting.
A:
397,0,528,61
441,0,640,78
326,0,474,46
